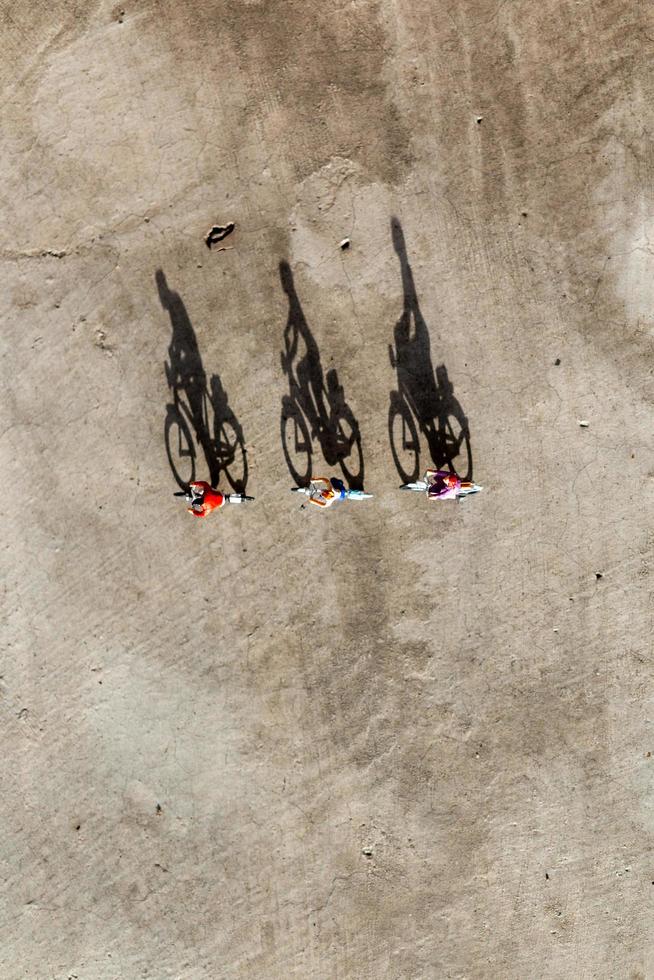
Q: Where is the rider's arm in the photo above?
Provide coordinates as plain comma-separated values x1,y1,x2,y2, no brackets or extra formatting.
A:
310,476,332,491
284,318,299,362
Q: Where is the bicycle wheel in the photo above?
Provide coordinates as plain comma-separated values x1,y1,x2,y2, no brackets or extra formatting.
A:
441,413,472,482
281,397,312,485
165,405,196,489
335,408,363,488
388,394,420,484
215,417,248,493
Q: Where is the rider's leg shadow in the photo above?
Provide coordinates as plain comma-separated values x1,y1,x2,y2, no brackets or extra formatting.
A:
208,374,248,494
324,368,365,492
433,364,473,482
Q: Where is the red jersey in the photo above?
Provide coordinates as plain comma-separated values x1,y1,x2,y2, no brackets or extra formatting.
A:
188,481,225,517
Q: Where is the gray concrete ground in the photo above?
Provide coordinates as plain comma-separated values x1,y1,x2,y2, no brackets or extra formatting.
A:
2,1,654,977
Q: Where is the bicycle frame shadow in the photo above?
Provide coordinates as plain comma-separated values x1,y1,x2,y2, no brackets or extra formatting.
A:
279,260,365,490
156,269,248,493
387,218,473,484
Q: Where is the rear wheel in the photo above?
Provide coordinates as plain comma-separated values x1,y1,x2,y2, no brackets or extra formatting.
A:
389,395,420,484
165,406,196,489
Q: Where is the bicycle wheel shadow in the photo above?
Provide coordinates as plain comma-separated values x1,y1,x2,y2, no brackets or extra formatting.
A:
279,260,365,490
388,218,473,484
156,269,248,493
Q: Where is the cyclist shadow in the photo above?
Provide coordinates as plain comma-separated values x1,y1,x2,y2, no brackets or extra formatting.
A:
279,260,365,490
156,269,248,493
388,218,473,485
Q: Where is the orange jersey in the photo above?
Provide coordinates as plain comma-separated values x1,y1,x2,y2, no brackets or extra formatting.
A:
307,476,337,508
188,481,225,517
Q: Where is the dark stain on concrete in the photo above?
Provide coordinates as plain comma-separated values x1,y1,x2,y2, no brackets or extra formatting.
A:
155,0,413,184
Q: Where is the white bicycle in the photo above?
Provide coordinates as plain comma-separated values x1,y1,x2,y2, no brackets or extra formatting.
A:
291,476,373,507
400,479,482,498
174,488,254,505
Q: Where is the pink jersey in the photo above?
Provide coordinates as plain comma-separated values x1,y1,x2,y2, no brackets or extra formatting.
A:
425,470,461,500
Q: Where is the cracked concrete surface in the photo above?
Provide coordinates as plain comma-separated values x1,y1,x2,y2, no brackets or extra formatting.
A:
2,0,654,977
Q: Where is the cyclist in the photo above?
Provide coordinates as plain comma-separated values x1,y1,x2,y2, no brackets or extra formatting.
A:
306,475,347,508
424,469,474,500
183,480,225,518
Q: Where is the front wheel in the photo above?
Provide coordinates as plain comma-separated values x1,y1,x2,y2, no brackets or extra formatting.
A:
388,395,420,484
165,405,196,489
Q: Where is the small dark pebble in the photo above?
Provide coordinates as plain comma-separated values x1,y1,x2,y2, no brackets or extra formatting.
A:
595,572,603,580
554,358,561,365
545,872,549,880
156,803,162,813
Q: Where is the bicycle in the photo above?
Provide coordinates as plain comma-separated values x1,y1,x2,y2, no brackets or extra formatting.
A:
164,366,247,493
388,352,472,486
173,490,254,504
291,478,373,507
400,478,482,498
281,370,362,487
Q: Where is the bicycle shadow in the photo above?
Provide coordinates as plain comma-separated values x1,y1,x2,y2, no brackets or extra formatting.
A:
156,269,248,492
279,260,365,490
388,218,473,484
